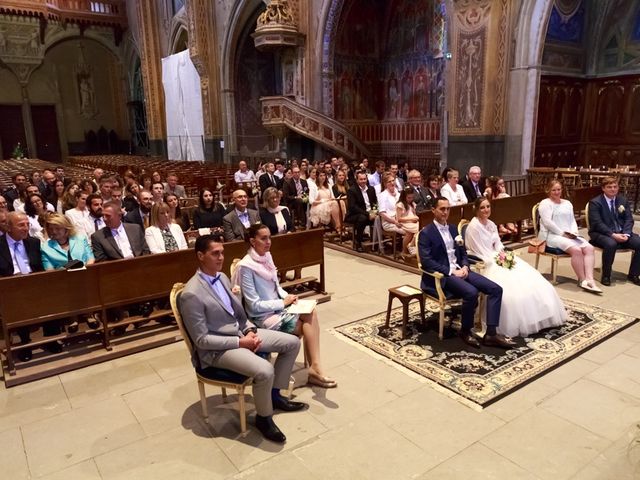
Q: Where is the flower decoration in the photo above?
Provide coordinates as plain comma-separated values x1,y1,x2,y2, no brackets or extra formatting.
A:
231,285,241,295
495,250,516,269
301,192,309,204
618,204,625,214
454,235,464,246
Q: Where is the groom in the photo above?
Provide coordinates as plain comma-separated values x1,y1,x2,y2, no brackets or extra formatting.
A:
418,197,515,349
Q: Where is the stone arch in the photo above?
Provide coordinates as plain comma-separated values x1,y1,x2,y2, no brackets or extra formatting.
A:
169,16,189,54
44,29,122,62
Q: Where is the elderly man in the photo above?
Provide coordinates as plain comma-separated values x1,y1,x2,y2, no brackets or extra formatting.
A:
234,160,257,184
0,212,62,360
259,162,281,194
223,189,261,242
408,169,433,213
163,173,186,198
461,166,487,201
39,169,56,200
92,201,150,261
588,176,640,286
124,189,153,229
179,234,306,442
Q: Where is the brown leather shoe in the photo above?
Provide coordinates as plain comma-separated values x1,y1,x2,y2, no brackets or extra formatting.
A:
482,334,516,349
458,331,481,349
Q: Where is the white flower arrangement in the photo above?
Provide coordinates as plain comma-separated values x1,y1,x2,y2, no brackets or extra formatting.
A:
618,204,625,214
454,235,464,246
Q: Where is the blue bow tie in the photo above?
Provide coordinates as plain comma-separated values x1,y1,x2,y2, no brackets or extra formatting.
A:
210,275,221,285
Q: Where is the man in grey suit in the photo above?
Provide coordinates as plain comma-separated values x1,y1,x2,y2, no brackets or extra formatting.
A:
163,173,186,198
223,189,261,242
92,201,150,261
179,235,306,443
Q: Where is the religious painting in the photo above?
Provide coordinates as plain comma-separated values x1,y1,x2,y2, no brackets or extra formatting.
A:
414,68,428,117
387,77,400,119
401,71,413,117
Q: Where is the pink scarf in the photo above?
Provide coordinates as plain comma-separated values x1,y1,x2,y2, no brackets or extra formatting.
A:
236,247,279,283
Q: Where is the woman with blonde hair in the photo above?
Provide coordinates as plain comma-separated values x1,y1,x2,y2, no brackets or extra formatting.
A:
41,213,94,270
538,179,600,292
440,168,468,206
144,202,188,254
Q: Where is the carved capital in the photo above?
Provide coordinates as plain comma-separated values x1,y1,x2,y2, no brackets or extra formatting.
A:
256,0,296,29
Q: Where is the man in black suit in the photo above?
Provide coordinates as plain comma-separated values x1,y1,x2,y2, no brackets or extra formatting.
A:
259,162,281,197
588,176,640,286
282,166,309,227
92,201,150,261
124,190,153,229
54,166,72,187
407,169,434,213
0,212,62,360
460,166,487,202
346,171,377,252
38,169,56,201
2,173,28,211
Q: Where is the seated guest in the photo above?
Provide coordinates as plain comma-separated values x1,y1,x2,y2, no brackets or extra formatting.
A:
145,202,188,254
259,162,281,195
0,210,8,234
367,160,386,187
260,187,293,235
408,170,430,214
30,170,42,189
395,187,420,256
2,173,28,212
0,196,7,213
588,176,640,286
49,179,66,213
15,184,53,214
0,212,62,361
151,182,165,204
419,197,515,349
78,179,97,196
140,175,152,192
39,169,56,200
60,183,79,213
281,166,309,227
332,169,349,221
65,191,93,239
123,170,137,187
460,165,487,202
164,193,190,231
379,172,402,234
163,173,186,198
346,171,377,252
389,163,404,190
234,160,257,184
426,174,442,200
41,213,94,270
87,194,106,237
123,182,140,212
308,171,341,230
92,201,150,261
24,192,47,240
234,224,336,388
440,169,468,206
124,190,153,229
223,189,260,242
151,171,163,184
193,188,226,233
99,177,113,202
486,176,518,236
539,180,601,293
180,234,306,443
465,197,566,337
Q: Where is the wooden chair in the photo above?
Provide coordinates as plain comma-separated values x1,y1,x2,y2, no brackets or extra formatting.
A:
169,283,253,433
531,203,570,284
414,235,465,340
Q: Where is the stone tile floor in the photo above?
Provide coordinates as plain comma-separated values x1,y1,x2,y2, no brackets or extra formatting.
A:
2,246,640,479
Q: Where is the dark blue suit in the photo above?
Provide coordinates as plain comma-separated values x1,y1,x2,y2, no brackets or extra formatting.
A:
418,223,502,332
588,194,640,278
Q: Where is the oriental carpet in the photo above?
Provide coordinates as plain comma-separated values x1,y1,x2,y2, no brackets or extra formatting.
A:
334,298,638,407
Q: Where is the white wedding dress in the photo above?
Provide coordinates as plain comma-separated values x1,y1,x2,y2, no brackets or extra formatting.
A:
465,217,567,337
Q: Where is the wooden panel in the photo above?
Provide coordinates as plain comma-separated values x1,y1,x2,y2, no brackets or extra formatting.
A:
0,105,25,159
31,105,62,163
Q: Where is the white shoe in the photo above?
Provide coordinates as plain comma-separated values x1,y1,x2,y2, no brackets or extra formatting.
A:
580,280,602,293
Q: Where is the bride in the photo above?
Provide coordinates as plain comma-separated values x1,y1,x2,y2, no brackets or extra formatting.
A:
465,197,567,337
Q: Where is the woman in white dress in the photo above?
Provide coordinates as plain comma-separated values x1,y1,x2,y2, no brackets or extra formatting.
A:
440,169,468,206
65,191,93,239
308,171,340,229
466,197,567,337
395,186,419,256
538,179,601,293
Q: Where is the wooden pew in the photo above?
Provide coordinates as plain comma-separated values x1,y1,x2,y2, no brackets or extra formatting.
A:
0,229,327,386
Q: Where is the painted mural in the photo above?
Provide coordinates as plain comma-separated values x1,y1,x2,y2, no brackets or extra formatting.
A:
333,0,445,122
545,0,584,44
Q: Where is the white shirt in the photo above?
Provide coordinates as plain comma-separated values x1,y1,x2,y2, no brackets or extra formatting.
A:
274,170,284,179
66,208,93,238
235,208,251,228
378,190,400,216
6,234,30,275
434,221,460,274
359,185,372,211
234,170,256,183
440,183,468,206
111,223,134,259
368,171,382,187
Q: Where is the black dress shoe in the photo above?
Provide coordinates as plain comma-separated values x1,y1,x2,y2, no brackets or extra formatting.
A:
458,331,481,349
18,348,32,362
354,243,364,253
483,334,516,349
628,275,640,286
601,276,611,286
45,341,63,354
255,415,286,443
272,396,308,412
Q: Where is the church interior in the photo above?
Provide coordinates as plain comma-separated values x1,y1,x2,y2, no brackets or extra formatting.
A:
1,0,640,478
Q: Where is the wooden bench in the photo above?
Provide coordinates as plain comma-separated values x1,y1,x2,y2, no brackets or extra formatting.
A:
0,229,328,386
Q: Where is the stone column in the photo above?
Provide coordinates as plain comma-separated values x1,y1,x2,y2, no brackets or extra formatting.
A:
136,0,167,156
447,0,512,176
20,84,37,159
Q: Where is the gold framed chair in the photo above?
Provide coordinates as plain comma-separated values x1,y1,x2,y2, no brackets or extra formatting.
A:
169,282,253,433
531,203,570,284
